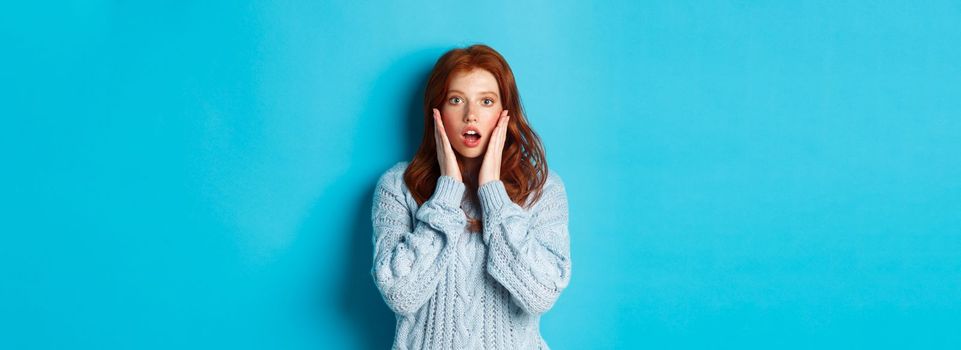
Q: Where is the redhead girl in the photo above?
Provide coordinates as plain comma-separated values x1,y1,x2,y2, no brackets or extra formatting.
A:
371,44,572,350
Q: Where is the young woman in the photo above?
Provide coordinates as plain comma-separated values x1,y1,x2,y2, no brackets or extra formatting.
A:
371,44,572,350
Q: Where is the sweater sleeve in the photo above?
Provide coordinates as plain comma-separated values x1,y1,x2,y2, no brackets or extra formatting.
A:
478,174,572,315
371,170,467,316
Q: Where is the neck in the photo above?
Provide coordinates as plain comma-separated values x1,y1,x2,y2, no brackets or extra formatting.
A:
457,155,482,188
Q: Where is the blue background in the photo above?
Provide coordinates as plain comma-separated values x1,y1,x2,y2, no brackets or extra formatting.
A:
3,1,960,349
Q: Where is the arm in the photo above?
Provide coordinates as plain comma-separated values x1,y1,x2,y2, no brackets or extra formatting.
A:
371,173,466,316
478,174,572,315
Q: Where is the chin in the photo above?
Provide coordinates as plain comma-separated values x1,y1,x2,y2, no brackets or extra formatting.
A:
455,149,484,159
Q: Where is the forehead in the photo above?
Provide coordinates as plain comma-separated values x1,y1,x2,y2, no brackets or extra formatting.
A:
447,69,499,95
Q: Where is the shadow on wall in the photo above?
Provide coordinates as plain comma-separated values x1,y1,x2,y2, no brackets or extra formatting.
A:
331,46,449,350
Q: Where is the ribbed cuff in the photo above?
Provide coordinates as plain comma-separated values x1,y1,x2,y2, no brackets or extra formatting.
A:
432,175,466,207
478,180,512,213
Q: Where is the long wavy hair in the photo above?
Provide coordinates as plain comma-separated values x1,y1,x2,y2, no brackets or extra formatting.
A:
404,44,549,232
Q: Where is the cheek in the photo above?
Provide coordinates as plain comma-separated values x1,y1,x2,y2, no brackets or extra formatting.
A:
483,122,498,138
438,108,455,124
485,110,504,130
440,103,462,116
440,110,461,129
439,116,460,141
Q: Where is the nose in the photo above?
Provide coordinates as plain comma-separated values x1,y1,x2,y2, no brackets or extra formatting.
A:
463,104,477,124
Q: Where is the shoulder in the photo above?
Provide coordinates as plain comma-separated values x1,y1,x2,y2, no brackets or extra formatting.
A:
544,168,567,195
528,168,567,208
383,161,409,180
376,161,410,192
546,168,565,189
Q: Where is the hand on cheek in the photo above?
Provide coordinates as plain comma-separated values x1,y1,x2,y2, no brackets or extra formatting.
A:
434,108,463,182
478,109,510,187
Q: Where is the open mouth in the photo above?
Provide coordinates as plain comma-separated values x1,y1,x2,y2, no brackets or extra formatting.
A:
463,130,481,142
462,129,482,147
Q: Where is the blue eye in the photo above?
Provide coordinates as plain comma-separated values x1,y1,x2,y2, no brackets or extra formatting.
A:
482,98,494,105
449,97,462,104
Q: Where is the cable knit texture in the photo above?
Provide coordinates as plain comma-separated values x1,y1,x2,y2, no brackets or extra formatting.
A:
371,161,572,350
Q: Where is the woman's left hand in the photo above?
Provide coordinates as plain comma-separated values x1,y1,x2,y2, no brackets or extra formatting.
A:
479,109,510,186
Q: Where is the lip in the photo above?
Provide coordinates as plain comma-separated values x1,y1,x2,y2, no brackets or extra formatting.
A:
461,126,482,148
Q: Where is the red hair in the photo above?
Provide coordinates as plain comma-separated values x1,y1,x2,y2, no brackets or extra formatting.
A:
404,44,549,232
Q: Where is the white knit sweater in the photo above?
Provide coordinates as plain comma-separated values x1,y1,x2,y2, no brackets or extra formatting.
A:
370,161,572,349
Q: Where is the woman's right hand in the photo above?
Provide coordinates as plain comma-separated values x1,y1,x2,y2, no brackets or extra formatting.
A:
433,108,462,183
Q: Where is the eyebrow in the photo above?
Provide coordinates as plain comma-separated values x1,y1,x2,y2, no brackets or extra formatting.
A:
447,89,499,97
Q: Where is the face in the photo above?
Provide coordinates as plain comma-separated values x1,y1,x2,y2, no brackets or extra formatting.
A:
440,69,503,159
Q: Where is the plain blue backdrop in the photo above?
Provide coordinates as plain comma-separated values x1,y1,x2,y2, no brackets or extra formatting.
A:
3,1,960,349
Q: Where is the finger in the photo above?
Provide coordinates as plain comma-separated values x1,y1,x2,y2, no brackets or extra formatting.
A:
503,114,510,137
495,115,504,137
434,115,450,162
489,122,503,157
433,110,446,142
498,110,510,148
434,109,455,152
433,109,444,132
433,112,442,146
499,114,509,152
